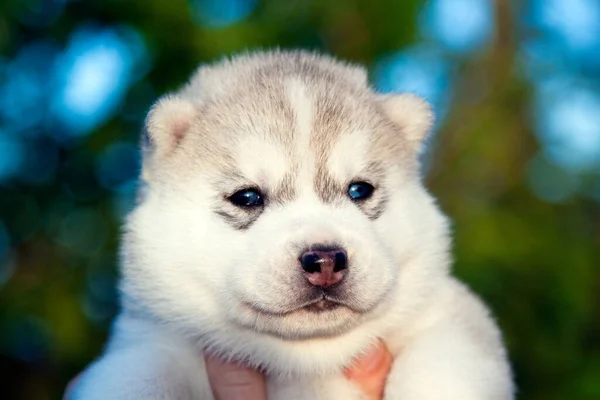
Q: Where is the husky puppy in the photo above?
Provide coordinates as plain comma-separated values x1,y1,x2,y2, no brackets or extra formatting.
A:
71,50,513,399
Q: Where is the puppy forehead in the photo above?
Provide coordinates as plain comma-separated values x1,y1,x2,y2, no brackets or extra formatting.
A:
200,77,390,185
240,81,374,167
325,130,371,181
234,135,290,185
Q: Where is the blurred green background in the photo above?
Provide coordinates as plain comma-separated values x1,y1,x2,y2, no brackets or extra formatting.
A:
0,0,599,399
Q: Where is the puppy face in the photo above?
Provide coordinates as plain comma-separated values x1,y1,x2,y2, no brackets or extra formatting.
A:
120,52,450,371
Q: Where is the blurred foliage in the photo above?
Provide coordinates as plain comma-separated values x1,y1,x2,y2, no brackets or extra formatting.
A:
0,0,598,399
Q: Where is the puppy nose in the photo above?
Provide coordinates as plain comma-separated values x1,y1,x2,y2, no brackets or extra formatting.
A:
299,247,348,288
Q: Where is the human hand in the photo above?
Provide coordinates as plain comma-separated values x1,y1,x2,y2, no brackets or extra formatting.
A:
65,341,392,399
343,339,393,400
205,339,392,400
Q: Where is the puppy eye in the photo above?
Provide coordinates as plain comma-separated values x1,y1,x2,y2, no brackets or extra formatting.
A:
228,188,264,208
348,182,375,201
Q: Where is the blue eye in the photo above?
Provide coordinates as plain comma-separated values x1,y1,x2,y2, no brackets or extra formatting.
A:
229,188,264,208
348,182,375,201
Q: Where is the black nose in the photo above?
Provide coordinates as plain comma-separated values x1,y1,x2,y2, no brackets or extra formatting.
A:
299,246,348,287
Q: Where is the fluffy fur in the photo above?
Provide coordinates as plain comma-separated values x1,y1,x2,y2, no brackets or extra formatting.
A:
70,50,514,399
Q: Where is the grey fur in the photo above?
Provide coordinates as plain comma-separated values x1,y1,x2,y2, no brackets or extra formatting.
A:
143,50,417,227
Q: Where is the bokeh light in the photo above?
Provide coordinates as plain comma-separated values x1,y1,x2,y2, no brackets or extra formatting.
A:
530,0,600,62
533,78,600,172
0,41,57,135
374,46,452,114
420,0,494,54
52,26,149,138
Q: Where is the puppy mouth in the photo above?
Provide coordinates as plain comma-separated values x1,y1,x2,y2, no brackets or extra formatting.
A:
302,298,342,313
243,293,351,316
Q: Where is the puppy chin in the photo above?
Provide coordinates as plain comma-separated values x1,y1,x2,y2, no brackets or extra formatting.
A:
203,310,385,377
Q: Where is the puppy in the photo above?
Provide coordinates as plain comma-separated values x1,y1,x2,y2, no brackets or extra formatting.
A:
71,50,514,399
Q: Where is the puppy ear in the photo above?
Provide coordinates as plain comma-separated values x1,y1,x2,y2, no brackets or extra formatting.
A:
144,95,198,157
378,93,434,153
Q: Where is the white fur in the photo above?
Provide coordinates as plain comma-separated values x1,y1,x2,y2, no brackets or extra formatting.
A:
287,77,316,194
378,93,434,152
145,96,197,156
234,136,289,187
70,50,513,400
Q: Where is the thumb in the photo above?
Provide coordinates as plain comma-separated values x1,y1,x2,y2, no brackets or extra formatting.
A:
204,355,267,400
343,340,393,400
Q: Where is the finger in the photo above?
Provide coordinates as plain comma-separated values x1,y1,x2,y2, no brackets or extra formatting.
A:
204,355,267,400
343,340,393,400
